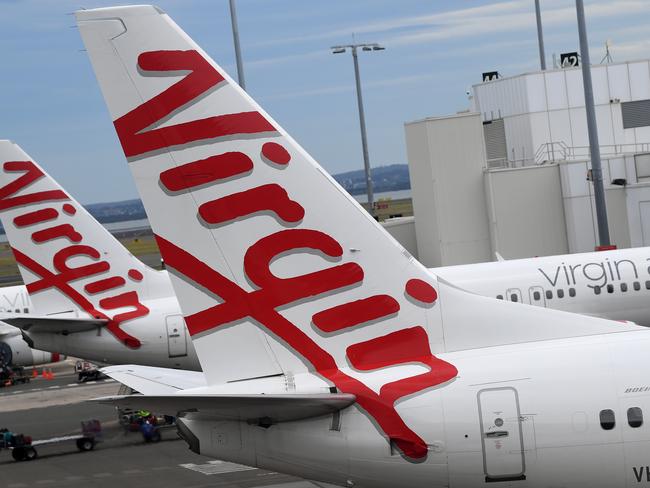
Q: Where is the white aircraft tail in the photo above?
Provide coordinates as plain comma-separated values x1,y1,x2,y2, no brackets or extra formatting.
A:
0,140,171,348
76,5,637,459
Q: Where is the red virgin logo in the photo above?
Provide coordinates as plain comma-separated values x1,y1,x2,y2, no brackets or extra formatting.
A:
0,161,149,348
117,49,458,459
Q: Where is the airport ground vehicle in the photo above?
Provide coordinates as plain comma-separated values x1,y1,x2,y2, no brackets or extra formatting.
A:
75,360,108,383
0,365,30,387
0,420,101,462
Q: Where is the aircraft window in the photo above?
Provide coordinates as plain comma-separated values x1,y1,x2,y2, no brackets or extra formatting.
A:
546,290,553,299
569,287,576,297
594,286,601,295
628,407,643,428
23,308,28,313
600,409,616,430
621,283,628,292
510,294,518,302
646,280,650,290
634,281,641,291
496,295,503,300
607,284,614,294
557,289,565,298
533,291,541,301
14,309,19,313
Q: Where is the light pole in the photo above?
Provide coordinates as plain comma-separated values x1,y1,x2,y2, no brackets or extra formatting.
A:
575,0,611,248
228,0,245,89
331,43,385,214
534,0,546,70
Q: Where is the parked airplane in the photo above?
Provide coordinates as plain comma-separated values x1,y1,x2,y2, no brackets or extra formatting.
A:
435,246,650,326
1,161,649,370
78,6,650,487
0,318,62,367
0,284,64,367
0,141,200,371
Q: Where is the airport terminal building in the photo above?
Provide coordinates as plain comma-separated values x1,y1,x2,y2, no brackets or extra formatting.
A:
402,58,650,267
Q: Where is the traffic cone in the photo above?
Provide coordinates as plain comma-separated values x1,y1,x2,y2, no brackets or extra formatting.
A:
31,369,37,378
49,368,55,379
45,369,53,380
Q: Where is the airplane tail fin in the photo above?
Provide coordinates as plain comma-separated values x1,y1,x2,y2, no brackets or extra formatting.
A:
76,5,636,459
0,140,171,348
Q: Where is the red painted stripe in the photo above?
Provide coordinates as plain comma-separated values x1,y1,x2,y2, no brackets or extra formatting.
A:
84,276,126,294
120,112,274,158
128,269,143,281
405,278,437,304
114,50,275,157
51,352,60,363
62,204,76,215
199,184,304,226
0,161,67,210
261,142,291,166
99,291,150,349
347,327,432,371
12,247,143,348
160,152,253,192
312,295,400,333
347,327,458,407
153,234,451,460
31,224,82,244
13,208,59,228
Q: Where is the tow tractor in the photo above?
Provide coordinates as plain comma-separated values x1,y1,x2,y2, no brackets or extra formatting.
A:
0,420,102,461
0,364,30,387
75,360,107,383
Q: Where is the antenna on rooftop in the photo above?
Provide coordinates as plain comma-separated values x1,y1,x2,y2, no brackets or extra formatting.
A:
601,39,614,64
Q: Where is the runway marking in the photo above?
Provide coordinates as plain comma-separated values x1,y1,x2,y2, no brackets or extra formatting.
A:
179,460,258,475
34,480,55,485
0,378,116,397
121,469,143,475
92,473,112,478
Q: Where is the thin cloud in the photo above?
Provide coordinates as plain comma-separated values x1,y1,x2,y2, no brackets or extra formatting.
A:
251,0,650,50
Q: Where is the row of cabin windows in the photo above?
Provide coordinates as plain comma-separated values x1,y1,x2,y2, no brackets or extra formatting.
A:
593,280,650,295
600,407,643,430
496,288,577,302
496,280,650,301
0,308,29,313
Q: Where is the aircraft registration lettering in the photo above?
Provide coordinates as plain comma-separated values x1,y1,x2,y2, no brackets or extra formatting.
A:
633,466,650,482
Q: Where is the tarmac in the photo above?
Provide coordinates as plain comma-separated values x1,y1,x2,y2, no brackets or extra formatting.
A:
0,361,316,488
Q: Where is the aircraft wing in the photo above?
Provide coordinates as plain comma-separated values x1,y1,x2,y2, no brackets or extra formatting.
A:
91,392,356,422
0,321,18,337
101,365,207,395
0,315,107,334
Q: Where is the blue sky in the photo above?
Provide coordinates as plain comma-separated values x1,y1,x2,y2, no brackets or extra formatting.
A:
1,0,649,204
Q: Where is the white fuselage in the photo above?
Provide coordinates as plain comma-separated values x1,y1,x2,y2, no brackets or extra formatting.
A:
434,246,650,326
180,328,650,488
9,246,650,369
25,294,201,370
0,285,59,366
0,283,200,370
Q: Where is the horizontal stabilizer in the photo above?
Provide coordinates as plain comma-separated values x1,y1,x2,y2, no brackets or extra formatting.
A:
102,365,206,395
1,315,107,334
91,392,356,422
